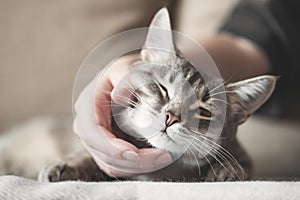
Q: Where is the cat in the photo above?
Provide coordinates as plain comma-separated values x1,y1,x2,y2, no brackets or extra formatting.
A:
0,116,83,179
39,8,277,182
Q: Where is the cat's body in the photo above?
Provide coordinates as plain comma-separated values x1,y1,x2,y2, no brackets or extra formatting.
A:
0,117,84,179
39,8,276,182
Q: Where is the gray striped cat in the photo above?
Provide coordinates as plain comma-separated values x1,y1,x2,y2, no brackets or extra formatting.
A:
40,8,276,182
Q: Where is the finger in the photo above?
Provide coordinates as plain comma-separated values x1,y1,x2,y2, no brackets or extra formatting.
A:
88,148,160,173
93,157,137,177
82,130,140,161
75,105,140,160
74,78,141,162
137,148,173,169
73,79,139,156
88,126,140,160
89,146,170,172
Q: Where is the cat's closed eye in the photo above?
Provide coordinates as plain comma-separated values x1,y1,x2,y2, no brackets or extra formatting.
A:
200,108,212,118
157,83,169,100
193,108,212,121
201,88,210,102
128,93,139,108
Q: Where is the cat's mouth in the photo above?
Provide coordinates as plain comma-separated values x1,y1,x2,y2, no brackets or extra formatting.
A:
160,125,167,133
159,128,176,144
161,131,176,144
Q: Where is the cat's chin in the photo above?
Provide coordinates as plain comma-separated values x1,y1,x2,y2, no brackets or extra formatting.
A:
147,131,188,156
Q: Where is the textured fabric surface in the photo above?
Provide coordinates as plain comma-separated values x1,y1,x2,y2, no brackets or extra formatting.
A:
0,176,300,200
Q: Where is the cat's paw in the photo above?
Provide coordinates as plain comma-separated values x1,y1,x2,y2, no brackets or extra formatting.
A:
205,162,247,182
38,155,109,182
38,162,74,182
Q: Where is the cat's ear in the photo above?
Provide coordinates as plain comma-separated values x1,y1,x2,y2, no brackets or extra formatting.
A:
226,75,277,124
141,8,176,63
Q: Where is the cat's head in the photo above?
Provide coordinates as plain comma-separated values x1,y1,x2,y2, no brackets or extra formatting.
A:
113,8,276,162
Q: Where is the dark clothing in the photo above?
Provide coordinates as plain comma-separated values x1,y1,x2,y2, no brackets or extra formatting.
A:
220,0,300,117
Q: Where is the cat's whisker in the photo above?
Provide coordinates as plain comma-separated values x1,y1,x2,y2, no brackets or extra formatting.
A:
190,135,239,179
188,147,202,178
191,134,235,166
209,89,248,104
213,148,244,180
204,138,244,174
97,98,139,109
210,98,233,108
185,148,195,171
179,134,215,179
210,148,242,180
209,90,239,98
109,93,152,112
101,88,146,108
208,79,230,95
97,96,156,116
118,80,141,100
190,142,217,179
111,92,138,106
97,104,129,108
100,86,139,102
193,113,214,121
183,132,239,180
192,138,240,180
191,134,244,180
110,83,158,114
125,80,168,115
122,82,155,109
180,141,194,170
210,103,223,115
187,128,223,140
211,148,243,180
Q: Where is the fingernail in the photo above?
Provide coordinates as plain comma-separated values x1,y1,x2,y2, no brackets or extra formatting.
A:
154,153,172,166
122,151,140,161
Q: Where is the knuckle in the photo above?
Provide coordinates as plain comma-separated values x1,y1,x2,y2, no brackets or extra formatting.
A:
103,155,114,165
107,151,121,160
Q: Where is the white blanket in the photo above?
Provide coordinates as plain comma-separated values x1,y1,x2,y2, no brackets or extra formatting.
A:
0,176,299,200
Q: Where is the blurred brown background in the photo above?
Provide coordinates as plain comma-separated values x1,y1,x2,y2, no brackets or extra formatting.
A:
0,0,236,131
0,0,299,179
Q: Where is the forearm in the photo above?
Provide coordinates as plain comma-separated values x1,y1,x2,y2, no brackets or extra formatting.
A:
197,33,270,82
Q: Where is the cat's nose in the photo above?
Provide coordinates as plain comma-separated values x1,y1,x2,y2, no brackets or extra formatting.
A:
165,111,180,127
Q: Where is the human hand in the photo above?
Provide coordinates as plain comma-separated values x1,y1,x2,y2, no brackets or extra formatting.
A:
73,54,173,177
